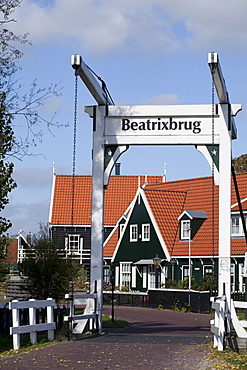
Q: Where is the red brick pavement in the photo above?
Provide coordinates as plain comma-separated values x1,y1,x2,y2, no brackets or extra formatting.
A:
0,306,213,369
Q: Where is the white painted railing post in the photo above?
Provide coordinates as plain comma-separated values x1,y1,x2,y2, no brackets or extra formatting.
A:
29,299,37,345
11,300,20,350
9,299,56,350
211,296,226,351
47,298,54,341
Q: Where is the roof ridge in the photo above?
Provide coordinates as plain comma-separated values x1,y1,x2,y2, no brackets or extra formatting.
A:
55,174,162,177
144,188,187,195
148,175,213,186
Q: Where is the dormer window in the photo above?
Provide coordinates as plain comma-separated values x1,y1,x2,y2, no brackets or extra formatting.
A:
178,210,207,241
181,220,191,240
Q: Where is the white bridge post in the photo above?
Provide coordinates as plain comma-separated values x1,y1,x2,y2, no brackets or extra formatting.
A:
90,105,106,334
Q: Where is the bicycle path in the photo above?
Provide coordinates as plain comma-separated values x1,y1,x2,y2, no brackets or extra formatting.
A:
0,306,218,369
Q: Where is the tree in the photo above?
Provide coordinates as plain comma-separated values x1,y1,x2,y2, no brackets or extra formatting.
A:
0,0,30,79
0,92,16,257
1,1,63,160
232,154,247,172
0,1,64,249
21,224,71,301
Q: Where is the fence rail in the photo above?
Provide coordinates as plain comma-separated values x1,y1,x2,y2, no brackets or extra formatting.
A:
103,290,246,313
9,298,56,350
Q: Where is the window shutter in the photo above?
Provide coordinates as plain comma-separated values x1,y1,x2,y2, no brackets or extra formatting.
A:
131,266,136,288
143,266,147,289
115,266,119,287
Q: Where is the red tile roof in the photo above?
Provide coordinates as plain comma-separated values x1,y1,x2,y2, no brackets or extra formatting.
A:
104,173,247,259
50,175,163,226
144,189,186,255
146,173,247,257
104,227,119,257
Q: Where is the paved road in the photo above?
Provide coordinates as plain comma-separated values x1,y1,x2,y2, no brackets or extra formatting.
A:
0,306,216,369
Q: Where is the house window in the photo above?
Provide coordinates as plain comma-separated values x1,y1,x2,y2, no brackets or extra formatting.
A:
120,263,131,288
142,224,150,241
103,266,110,284
239,263,245,293
148,265,156,289
66,234,81,255
182,265,189,280
231,217,240,235
203,265,213,277
231,263,235,293
181,220,191,240
231,215,247,236
130,225,138,242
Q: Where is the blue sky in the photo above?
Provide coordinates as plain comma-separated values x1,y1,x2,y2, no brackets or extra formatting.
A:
2,0,247,236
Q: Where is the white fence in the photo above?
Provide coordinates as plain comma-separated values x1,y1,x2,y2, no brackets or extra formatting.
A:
211,296,247,351
9,298,56,350
64,293,97,334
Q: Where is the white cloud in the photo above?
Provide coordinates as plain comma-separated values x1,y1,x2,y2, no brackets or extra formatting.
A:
13,166,53,187
8,0,247,56
155,0,247,52
9,0,182,55
142,93,182,105
3,200,50,237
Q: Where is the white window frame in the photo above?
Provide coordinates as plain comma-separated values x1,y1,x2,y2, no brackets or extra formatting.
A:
181,220,191,240
67,234,82,255
120,262,131,288
239,263,245,293
231,214,247,236
231,216,240,236
142,223,150,241
103,266,110,283
130,224,138,242
231,263,235,293
182,265,189,280
148,265,156,289
203,265,213,277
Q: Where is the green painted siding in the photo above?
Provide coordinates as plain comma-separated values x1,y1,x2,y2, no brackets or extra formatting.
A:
114,197,166,264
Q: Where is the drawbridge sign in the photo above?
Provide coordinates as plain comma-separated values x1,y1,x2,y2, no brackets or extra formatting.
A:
71,52,242,350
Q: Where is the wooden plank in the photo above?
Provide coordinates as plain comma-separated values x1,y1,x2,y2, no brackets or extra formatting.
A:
9,299,55,310
64,314,96,322
212,301,221,311
233,301,247,309
211,324,219,336
10,322,55,335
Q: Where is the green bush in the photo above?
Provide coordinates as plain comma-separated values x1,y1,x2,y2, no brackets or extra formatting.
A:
21,224,71,302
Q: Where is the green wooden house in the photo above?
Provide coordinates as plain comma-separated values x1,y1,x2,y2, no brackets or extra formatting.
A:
104,173,247,292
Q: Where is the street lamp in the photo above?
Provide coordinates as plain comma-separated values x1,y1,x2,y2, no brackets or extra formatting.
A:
153,254,161,289
170,259,177,281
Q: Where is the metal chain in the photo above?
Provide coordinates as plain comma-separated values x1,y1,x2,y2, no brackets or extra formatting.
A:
71,73,78,227
211,66,216,292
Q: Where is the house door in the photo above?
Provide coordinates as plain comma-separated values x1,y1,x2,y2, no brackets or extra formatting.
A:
148,265,159,289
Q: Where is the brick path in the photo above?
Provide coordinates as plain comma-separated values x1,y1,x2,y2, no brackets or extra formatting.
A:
0,306,218,369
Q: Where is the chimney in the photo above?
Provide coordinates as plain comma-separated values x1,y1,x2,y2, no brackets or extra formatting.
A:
115,163,121,175
163,163,167,182
27,233,32,245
